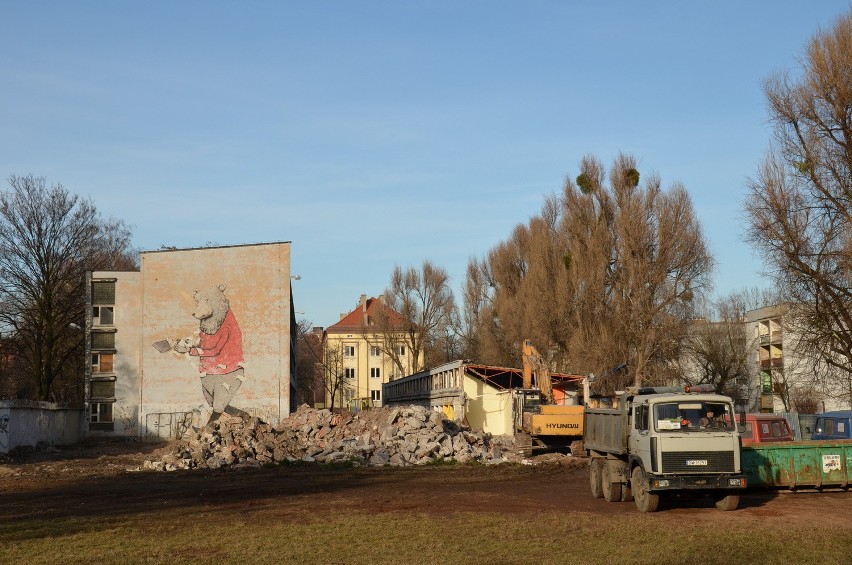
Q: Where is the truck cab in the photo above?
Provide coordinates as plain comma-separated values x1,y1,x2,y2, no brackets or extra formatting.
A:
630,393,741,480
741,414,795,445
811,410,852,440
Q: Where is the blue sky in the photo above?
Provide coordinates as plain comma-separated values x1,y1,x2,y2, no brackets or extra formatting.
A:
2,1,850,327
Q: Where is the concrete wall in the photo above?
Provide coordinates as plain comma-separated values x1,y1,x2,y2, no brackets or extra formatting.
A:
0,401,83,454
139,243,294,437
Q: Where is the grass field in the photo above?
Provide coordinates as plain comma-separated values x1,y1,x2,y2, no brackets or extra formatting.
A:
4,503,852,564
3,447,851,565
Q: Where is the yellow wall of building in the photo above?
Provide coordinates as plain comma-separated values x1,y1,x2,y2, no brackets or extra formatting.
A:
463,376,512,436
323,331,421,409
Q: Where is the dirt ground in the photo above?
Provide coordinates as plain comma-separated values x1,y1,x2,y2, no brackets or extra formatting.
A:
2,439,851,524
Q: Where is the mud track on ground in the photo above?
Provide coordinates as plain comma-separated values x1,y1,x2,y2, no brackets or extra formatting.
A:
2,440,850,524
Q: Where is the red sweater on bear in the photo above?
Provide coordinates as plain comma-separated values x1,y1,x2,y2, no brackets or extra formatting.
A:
189,309,244,375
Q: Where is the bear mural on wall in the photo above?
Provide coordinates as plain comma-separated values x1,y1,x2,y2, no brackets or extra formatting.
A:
168,284,249,426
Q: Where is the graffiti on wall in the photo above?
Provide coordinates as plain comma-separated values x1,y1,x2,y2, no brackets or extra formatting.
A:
113,397,139,436
153,284,249,427
145,411,195,440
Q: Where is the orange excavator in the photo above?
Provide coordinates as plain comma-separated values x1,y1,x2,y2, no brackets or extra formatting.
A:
513,340,586,457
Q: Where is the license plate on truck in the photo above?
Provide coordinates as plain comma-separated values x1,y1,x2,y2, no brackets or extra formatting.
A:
686,460,708,466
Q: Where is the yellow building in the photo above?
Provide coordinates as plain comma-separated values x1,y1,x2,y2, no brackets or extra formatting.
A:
323,295,422,409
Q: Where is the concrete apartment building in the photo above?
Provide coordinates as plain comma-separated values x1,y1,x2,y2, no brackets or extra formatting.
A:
86,242,298,440
322,295,423,409
746,304,847,413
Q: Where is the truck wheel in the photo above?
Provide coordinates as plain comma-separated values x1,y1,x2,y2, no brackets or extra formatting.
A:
589,458,604,498
631,466,659,513
713,493,739,511
602,461,622,502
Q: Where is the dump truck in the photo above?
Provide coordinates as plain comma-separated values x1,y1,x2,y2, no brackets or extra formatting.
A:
513,340,585,457
584,385,747,512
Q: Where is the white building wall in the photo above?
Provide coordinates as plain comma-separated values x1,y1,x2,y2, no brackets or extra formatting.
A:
0,401,83,454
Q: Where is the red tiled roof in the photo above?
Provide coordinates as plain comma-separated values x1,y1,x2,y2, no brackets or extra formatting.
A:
326,296,407,333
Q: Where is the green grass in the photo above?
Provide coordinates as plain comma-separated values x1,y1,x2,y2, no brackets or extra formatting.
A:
3,508,851,564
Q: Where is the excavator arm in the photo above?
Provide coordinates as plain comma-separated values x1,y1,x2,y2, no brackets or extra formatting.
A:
522,339,553,403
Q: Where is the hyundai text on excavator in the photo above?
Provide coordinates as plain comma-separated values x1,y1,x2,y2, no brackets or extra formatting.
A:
513,340,587,457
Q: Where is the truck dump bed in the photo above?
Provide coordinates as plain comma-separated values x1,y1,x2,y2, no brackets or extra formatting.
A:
584,407,628,454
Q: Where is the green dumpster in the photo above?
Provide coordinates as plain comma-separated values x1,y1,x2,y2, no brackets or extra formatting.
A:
742,440,852,489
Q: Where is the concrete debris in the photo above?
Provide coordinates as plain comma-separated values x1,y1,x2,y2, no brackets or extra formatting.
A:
144,404,523,471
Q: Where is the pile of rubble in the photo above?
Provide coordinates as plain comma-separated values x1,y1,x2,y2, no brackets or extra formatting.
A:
144,404,522,471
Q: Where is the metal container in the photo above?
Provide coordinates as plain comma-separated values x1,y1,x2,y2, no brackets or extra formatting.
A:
742,440,852,489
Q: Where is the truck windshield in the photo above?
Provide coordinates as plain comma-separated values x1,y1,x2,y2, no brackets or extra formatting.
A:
653,401,734,432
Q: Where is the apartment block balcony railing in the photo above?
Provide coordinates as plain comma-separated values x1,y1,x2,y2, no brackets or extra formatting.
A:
759,358,785,369
759,331,784,346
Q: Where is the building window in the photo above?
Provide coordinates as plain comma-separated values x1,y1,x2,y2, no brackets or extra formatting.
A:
370,346,381,357
92,332,116,350
345,367,355,379
370,367,381,379
760,372,772,394
397,345,406,356
90,402,113,423
92,305,114,325
92,353,114,373
371,390,381,402
92,281,116,305
344,345,356,357
90,379,116,399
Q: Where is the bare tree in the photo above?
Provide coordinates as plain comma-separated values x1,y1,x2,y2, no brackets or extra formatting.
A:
0,175,136,404
466,154,713,392
375,261,457,373
320,340,351,412
790,385,821,414
562,155,714,390
679,293,758,405
464,196,574,369
744,10,852,408
294,319,323,406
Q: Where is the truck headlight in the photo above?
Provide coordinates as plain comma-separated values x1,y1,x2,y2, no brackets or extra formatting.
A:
652,479,670,488
729,478,746,487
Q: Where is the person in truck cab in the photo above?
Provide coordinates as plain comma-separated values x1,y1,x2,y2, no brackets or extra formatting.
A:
700,408,722,428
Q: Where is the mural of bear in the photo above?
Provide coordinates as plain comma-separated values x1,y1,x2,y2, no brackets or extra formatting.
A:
172,284,248,426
